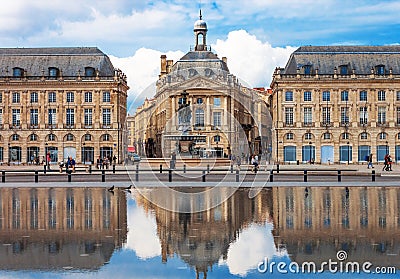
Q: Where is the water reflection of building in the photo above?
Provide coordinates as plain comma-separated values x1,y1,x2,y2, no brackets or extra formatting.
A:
135,188,273,279
0,187,127,271
272,187,400,267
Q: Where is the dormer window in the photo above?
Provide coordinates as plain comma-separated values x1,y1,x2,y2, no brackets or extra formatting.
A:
303,65,312,75
376,65,385,75
49,67,59,78
340,65,348,75
85,67,95,77
12,67,23,77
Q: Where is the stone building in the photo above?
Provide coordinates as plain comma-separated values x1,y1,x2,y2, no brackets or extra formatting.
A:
270,46,400,164
0,47,128,165
130,12,270,159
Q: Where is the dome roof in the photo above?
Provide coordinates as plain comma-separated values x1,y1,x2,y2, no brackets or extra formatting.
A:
194,19,207,31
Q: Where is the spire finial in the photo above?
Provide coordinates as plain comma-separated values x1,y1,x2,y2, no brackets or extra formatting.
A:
199,9,202,20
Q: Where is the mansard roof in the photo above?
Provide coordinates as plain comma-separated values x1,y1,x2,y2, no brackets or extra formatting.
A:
0,47,115,77
283,45,400,75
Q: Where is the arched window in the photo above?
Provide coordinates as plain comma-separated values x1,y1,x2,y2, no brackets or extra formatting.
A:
360,132,368,140
379,132,387,140
195,108,204,127
102,134,111,141
286,133,294,140
48,134,56,141
304,133,313,140
29,134,38,141
66,133,74,141
341,133,349,140
84,134,92,141
12,134,19,141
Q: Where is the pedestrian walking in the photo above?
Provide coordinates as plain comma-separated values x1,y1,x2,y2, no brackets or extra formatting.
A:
367,153,374,169
383,154,389,171
387,154,393,171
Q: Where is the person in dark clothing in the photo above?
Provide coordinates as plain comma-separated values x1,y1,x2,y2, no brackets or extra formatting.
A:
367,153,374,169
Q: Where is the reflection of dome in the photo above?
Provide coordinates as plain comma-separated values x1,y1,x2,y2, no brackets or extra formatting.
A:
194,19,207,31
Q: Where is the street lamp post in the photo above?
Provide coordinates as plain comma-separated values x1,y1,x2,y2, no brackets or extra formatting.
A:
385,141,389,155
83,142,86,165
309,141,312,163
347,141,350,164
8,143,10,166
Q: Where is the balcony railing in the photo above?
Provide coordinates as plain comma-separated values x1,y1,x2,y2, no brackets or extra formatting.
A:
377,122,387,127
102,125,111,129
30,125,39,129
283,123,294,127
46,124,57,129
64,124,75,129
302,122,314,127
340,121,350,127
321,122,331,127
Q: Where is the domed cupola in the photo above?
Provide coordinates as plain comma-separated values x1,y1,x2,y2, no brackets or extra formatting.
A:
194,10,208,51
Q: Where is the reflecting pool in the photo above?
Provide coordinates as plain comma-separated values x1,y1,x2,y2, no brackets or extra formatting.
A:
0,186,398,278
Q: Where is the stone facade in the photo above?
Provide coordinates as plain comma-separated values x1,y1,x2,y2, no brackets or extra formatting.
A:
0,47,128,165
270,46,400,164
130,13,271,159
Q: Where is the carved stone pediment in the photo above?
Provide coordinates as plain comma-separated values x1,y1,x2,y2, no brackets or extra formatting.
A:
175,76,224,90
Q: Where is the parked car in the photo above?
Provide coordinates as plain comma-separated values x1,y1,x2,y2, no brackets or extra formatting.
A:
132,153,141,162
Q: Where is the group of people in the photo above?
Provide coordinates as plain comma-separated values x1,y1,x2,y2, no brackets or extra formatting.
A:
383,154,393,171
96,155,117,169
59,157,76,173
367,153,393,171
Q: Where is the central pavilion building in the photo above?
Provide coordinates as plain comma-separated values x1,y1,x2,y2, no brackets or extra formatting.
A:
131,12,270,159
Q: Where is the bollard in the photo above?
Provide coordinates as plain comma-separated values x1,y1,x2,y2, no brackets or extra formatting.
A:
338,170,342,182
160,164,163,174
43,165,47,174
169,169,172,182
102,170,105,182
230,165,233,173
88,165,92,174
269,170,274,182
202,170,206,182
372,170,375,182
277,164,280,173
34,171,39,183
1,171,5,183
135,164,139,182
304,170,307,182
207,164,210,173
183,164,186,174
112,164,116,174
68,172,72,182
235,169,239,182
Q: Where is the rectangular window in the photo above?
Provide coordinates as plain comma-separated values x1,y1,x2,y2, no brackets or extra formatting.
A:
48,92,56,103
0,109,2,125
322,107,331,124
30,109,38,126
103,91,111,102
66,108,75,126
12,109,21,126
359,107,368,124
214,97,221,107
213,111,221,127
48,109,56,125
340,65,348,75
322,91,330,102
12,92,20,103
303,107,312,124
84,108,93,126
67,92,74,103
378,106,386,124
30,92,38,103
360,91,368,101
303,91,312,102
397,107,400,125
397,91,400,101
85,92,92,103
0,92,2,103
285,91,293,102
340,107,349,124
285,107,294,125
103,108,111,126
341,91,349,101
378,90,385,101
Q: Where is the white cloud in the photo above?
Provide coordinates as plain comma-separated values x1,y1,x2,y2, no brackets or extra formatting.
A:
213,30,295,87
225,222,277,276
125,202,161,259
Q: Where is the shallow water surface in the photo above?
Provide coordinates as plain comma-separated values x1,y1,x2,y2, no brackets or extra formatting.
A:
0,186,398,278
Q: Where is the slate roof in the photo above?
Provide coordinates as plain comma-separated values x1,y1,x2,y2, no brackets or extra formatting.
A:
283,46,400,75
0,47,115,77
171,51,229,73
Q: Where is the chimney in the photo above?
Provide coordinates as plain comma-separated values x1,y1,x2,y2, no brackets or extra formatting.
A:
222,57,227,65
166,60,173,74
160,55,167,76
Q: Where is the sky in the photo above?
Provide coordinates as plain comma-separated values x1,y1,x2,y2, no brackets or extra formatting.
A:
2,0,400,111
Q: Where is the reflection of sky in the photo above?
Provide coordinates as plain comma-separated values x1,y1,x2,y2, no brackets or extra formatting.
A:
0,197,398,279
